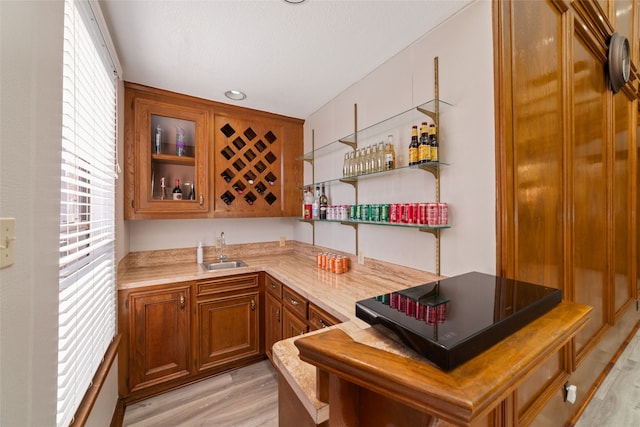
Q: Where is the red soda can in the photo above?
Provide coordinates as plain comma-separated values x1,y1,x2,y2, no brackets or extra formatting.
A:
418,203,428,224
390,292,399,309
405,299,416,317
401,203,408,223
415,302,426,320
427,203,440,226
426,305,437,326
398,294,407,313
389,203,398,223
438,202,448,225
437,303,447,323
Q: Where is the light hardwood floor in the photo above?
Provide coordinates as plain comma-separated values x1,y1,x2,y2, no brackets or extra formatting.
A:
123,334,640,426
123,360,278,427
575,331,640,426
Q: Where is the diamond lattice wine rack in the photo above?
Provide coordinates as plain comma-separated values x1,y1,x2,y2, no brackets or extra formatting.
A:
214,115,282,214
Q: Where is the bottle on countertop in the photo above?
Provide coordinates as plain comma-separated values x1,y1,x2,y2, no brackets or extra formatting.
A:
172,179,183,200
196,242,203,264
312,186,320,219
319,184,328,220
408,125,419,166
155,124,162,154
160,176,167,200
384,135,396,170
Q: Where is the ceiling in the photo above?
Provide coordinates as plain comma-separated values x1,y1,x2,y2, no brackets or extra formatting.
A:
99,0,472,119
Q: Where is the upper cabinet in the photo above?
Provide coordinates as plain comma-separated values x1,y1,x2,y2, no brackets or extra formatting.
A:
124,83,303,220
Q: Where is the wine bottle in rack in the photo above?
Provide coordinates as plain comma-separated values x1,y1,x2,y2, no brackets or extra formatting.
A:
172,179,182,200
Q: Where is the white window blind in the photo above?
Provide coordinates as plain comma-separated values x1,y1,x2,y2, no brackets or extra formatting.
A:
57,1,117,426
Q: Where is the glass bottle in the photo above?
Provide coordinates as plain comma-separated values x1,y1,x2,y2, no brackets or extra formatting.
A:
160,176,167,200
343,152,350,177
408,125,419,166
429,124,439,162
155,124,162,154
172,179,182,200
187,181,195,200
319,184,328,220
312,186,320,219
364,146,372,174
384,135,396,170
370,144,378,173
348,151,355,177
418,122,430,164
176,126,185,156
377,141,385,172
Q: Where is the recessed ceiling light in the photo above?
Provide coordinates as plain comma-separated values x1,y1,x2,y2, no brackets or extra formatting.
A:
225,90,246,101
283,0,306,4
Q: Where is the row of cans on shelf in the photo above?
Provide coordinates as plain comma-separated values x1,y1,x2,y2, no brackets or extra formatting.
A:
316,252,350,274
324,202,449,226
376,292,448,325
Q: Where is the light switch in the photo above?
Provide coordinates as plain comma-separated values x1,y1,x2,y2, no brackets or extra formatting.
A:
0,218,16,269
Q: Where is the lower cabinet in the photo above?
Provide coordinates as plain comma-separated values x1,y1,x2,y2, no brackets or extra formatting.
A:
118,273,262,402
119,282,193,397
196,274,261,372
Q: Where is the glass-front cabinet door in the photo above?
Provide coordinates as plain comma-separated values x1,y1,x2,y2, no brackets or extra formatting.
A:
133,98,209,217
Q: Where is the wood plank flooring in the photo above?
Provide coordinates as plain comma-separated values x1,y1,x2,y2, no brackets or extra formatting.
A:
123,334,640,426
575,331,640,426
122,360,278,427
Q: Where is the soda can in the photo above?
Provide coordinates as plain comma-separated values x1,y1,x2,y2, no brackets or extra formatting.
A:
405,299,416,317
316,253,322,268
361,204,370,221
341,256,349,272
321,253,327,270
427,203,439,226
390,292,399,309
398,294,407,313
381,204,390,222
370,204,380,222
389,203,398,223
437,303,447,323
382,293,390,305
418,203,428,224
426,305,437,326
401,203,408,223
355,204,362,220
350,204,357,220
415,302,426,320
438,202,449,225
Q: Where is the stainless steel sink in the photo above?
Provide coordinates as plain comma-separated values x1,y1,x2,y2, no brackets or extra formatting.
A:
200,260,248,271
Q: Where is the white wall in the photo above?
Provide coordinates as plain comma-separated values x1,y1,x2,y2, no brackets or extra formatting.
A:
293,0,496,277
0,1,65,424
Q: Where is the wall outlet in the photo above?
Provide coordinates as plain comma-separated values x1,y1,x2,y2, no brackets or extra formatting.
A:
358,250,364,265
279,236,286,247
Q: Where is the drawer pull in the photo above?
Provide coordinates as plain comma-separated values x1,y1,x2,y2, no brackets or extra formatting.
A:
320,319,327,328
289,298,299,306
179,294,185,310
251,298,256,311
270,283,277,289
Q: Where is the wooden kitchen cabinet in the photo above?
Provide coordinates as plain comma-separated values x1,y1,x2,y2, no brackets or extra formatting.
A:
124,83,211,219
124,82,303,220
119,273,264,402
264,275,283,362
195,273,262,372
308,303,341,331
118,282,193,397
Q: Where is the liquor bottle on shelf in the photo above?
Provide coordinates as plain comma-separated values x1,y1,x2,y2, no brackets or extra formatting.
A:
176,126,185,156
429,124,439,162
418,122,430,164
187,181,195,200
369,144,378,173
384,135,396,170
172,179,182,200
160,176,167,200
377,141,385,172
154,125,162,154
303,186,313,219
343,152,349,177
312,186,320,219
408,125,419,165
319,184,328,220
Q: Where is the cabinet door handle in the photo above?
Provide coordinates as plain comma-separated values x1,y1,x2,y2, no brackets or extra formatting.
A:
289,298,299,306
276,308,280,322
199,194,204,207
251,298,256,311
270,283,277,290
179,294,185,310
320,319,327,328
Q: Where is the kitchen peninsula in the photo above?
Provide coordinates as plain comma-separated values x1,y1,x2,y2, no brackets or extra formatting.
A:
117,241,591,426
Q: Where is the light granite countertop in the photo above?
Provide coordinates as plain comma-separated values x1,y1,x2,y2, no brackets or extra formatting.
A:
117,240,441,423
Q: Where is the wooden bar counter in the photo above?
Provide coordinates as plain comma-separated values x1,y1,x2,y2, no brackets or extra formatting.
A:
284,301,591,426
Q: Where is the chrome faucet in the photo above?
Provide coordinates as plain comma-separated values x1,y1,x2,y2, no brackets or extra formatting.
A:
218,232,226,261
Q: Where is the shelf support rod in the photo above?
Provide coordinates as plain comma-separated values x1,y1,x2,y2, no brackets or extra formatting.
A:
354,103,359,256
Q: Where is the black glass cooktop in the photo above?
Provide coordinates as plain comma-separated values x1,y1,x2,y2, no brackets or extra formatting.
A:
355,271,562,371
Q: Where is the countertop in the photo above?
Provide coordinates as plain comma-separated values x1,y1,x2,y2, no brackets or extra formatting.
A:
118,241,441,423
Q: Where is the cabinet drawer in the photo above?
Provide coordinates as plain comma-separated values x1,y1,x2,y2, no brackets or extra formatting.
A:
265,274,283,299
197,273,259,297
283,286,308,320
308,304,341,331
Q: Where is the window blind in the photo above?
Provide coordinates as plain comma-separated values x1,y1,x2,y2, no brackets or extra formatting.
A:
57,1,117,426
